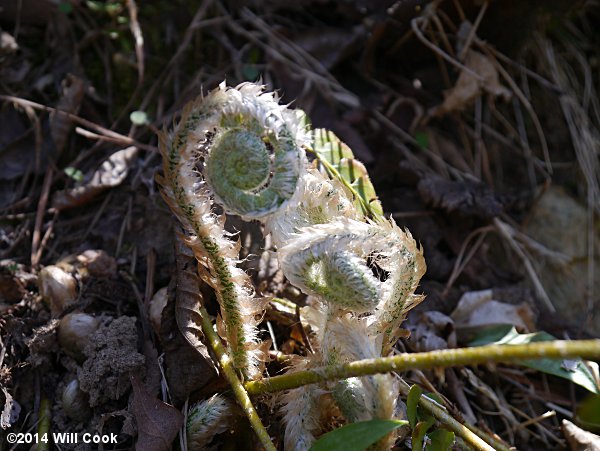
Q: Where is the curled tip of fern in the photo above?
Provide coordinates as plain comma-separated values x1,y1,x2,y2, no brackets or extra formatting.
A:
175,81,309,220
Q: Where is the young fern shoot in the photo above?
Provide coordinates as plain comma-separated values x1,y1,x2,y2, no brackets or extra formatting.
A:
157,82,307,379
186,395,233,450
158,81,427,450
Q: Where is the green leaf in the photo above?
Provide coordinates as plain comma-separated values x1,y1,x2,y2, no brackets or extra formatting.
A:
412,417,435,451
311,128,383,219
58,2,73,14
130,110,149,126
242,66,261,81
243,48,262,82
426,429,455,451
64,167,83,182
468,326,600,394
295,109,311,130
576,394,600,433
310,419,407,451
407,384,423,428
414,131,429,150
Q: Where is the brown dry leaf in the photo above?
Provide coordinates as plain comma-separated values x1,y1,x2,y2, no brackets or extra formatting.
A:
25,319,60,367
451,289,536,341
155,238,218,405
562,420,600,451
1,387,20,429
0,31,18,58
417,174,502,219
131,374,183,451
0,106,43,180
405,311,456,352
431,50,511,117
0,266,26,303
174,238,216,368
75,249,117,278
50,75,86,155
53,146,138,209
525,187,600,332
292,26,365,71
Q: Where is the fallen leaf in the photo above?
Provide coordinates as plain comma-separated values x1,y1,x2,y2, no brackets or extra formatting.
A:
291,25,365,71
562,419,600,451
131,374,184,451
52,146,138,209
0,31,18,58
155,239,217,405
174,239,216,369
0,106,46,180
1,387,20,429
418,175,502,219
524,187,600,333
0,266,26,303
406,311,456,352
451,289,536,338
50,74,86,155
431,50,511,116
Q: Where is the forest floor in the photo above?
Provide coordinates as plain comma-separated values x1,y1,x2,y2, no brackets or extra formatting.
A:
0,0,599,450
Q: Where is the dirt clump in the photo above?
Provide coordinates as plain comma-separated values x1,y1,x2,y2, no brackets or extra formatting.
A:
77,316,145,407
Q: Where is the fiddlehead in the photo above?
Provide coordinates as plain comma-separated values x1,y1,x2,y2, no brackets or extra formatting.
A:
321,316,397,443
281,359,325,451
369,222,427,352
277,218,425,319
186,395,232,450
265,168,359,246
197,82,307,219
157,82,307,378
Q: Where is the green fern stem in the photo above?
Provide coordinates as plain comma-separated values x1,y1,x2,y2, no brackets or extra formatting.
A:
196,303,276,451
245,339,600,395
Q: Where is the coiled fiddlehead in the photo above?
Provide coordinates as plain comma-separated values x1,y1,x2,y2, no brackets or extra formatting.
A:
197,82,307,220
265,168,359,246
277,218,425,320
158,82,306,379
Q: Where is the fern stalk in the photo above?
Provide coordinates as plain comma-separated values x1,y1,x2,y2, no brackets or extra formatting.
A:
197,302,276,451
245,339,600,395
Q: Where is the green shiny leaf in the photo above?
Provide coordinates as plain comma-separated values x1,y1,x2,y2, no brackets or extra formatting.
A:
412,417,436,451
310,419,407,451
468,325,600,394
576,394,600,433
407,384,422,428
414,131,429,150
58,2,73,14
426,429,455,451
